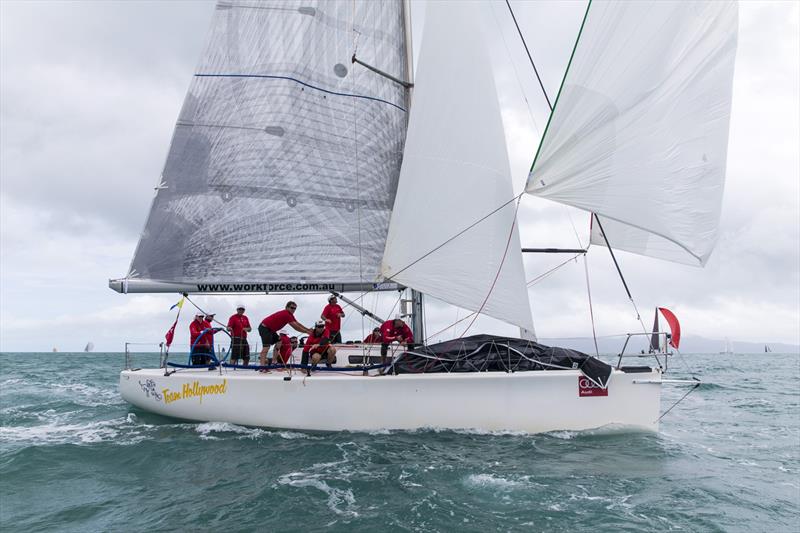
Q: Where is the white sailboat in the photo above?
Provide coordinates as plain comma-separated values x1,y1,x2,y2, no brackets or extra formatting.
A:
720,338,735,355
111,0,737,433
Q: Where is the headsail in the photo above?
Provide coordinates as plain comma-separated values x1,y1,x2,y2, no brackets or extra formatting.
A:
526,1,738,266
117,0,409,292
381,1,533,331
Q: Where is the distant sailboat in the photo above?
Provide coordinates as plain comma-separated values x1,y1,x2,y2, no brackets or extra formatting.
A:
649,308,660,353
765,345,772,353
719,338,734,355
84,342,95,353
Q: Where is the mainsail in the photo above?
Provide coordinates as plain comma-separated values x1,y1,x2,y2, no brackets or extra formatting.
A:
526,0,738,266
119,0,409,291
381,1,533,331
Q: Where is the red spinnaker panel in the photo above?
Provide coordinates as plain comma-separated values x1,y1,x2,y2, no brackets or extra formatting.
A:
658,307,681,349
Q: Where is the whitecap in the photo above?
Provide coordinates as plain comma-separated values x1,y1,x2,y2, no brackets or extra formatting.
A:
276,430,314,440
195,421,268,440
464,473,522,490
277,472,358,517
547,430,577,440
0,416,147,447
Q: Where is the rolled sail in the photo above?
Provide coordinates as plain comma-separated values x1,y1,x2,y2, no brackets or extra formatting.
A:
526,1,738,266
122,0,409,291
381,1,534,331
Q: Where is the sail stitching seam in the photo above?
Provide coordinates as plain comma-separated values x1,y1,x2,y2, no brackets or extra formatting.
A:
194,73,407,112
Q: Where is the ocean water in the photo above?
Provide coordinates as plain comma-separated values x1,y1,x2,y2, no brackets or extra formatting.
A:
0,352,798,532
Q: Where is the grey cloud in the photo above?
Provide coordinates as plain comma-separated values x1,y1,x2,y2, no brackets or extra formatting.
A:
1,1,798,351
0,0,215,238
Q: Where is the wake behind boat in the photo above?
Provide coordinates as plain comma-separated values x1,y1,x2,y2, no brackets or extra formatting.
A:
111,0,737,434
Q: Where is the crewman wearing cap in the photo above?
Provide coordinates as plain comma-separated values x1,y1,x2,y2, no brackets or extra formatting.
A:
272,330,293,366
378,315,414,373
258,301,313,373
302,320,337,374
189,312,216,365
363,327,382,344
226,303,252,366
320,294,345,344
204,313,217,350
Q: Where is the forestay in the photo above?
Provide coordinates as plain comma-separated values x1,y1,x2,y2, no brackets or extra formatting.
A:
527,1,738,266
381,1,533,331
121,0,409,291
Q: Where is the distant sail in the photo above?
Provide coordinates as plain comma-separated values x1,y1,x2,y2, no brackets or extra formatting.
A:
381,0,533,331
527,1,738,266
649,309,660,353
123,1,409,289
84,342,94,352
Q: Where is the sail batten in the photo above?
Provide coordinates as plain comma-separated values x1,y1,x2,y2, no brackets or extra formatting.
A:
526,0,738,267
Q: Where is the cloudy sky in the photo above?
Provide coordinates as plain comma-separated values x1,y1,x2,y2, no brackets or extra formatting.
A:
1,0,798,353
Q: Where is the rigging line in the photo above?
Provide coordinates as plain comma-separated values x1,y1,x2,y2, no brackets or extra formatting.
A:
386,192,524,283
459,196,524,339
583,254,600,357
182,294,228,329
505,0,552,111
334,194,525,312
426,252,579,343
526,253,582,287
674,349,697,376
565,207,586,249
593,214,650,343
592,214,632,301
351,22,367,345
656,379,701,423
528,0,592,174
490,2,540,134
426,311,473,345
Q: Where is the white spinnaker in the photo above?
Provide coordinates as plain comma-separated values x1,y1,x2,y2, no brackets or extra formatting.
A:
527,1,738,266
381,1,533,331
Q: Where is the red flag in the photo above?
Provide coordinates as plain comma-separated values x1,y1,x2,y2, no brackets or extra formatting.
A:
165,318,178,347
658,307,681,349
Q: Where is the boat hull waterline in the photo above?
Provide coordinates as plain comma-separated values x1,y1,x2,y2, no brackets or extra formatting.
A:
121,367,662,434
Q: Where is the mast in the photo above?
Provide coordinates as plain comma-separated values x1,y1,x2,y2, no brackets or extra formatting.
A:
401,0,425,341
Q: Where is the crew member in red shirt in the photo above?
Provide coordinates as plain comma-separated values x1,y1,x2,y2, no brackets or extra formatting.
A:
226,304,252,366
204,313,217,350
302,321,337,374
273,331,293,366
321,294,346,344
258,301,312,372
189,312,217,365
379,315,414,373
363,327,382,344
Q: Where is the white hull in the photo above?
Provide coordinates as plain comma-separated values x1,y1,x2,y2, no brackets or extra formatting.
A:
121,362,662,434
